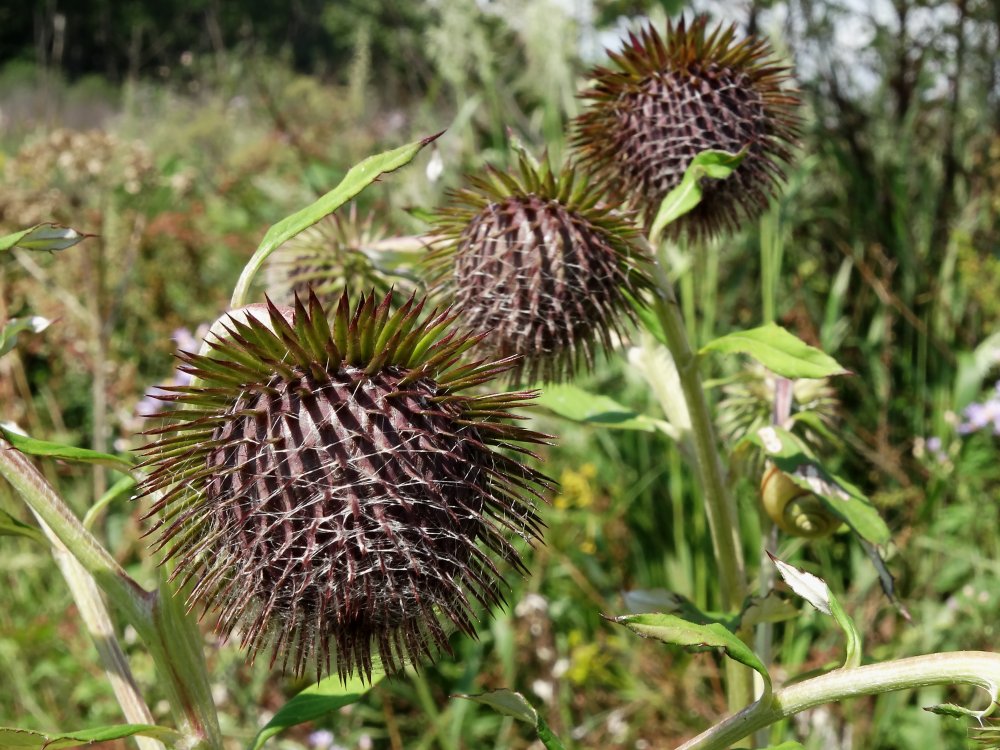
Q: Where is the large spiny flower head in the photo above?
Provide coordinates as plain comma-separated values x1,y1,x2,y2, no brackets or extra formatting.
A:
137,290,552,682
428,154,652,384
574,17,800,239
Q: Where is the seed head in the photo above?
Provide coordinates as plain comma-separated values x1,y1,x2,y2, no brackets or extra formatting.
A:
137,291,552,682
427,154,652,384
573,17,800,238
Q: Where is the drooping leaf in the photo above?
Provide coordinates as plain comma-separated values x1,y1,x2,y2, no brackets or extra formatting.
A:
0,316,51,358
232,133,444,307
0,224,90,254
533,383,666,432
700,323,850,380
0,508,46,545
750,425,890,545
0,724,179,749
770,553,863,669
456,690,566,750
649,148,748,243
621,588,735,627
248,670,385,750
609,612,771,694
0,425,135,473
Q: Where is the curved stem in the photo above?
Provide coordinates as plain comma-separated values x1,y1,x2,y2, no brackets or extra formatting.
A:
678,652,1000,750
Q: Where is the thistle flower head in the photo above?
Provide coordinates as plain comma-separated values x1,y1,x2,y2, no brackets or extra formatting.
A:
265,204,396,309
427,154,652,384
137,290,552,682
573,17,800,239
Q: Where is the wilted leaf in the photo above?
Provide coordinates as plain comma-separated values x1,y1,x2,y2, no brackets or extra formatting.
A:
456,690,566,750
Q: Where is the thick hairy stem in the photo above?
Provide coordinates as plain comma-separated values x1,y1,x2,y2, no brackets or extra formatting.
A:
678,652,1000,750
0,442,222,749
644,250,750,711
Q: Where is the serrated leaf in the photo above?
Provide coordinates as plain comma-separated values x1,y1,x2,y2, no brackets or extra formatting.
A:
248,670,385,750
0,316,51,358
649,148,747,243
456,690,566,750
610,612,771,694
0,425,135,473
751,425,890,545
0,508,46,545
0,224,90,253
0,724,179,749
232,133,443,307
700,323,850,380
533,383,664,432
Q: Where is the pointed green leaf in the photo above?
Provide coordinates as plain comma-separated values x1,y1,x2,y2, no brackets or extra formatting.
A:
0,724,179,749
0,425,135,473
248,670,385,750
649,148,747,243
0,224,90,254
533,383,665,432
750,425,890,545
232,133,444,308
456,690,566,750
610,612,771,694
1,316,51,358
770,554,863,669
0,508,46,545
700,323,850,380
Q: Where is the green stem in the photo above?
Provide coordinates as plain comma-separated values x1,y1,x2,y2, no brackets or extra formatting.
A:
677,652,1000,750
644,249,751,711
35,515,164,750
0,441,222,749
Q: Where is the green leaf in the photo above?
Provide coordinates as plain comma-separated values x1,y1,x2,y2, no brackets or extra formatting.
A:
0,724,179,749
0,316,51,358
759,743,807,750
700,323,850,380
609,612,771,694
626,291,667,346
248,670,385,750
0,224,90,254
750,425,890,545
0,425,135,473
533,383,665,432
649,148,747,243
0,508,46,545
770,554,863,669
456,690,566,750
232,133,444,308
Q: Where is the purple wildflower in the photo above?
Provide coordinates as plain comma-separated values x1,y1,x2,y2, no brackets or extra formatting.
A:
958,382,1000,436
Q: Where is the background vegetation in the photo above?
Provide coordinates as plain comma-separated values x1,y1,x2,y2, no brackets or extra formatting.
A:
1,0,998,747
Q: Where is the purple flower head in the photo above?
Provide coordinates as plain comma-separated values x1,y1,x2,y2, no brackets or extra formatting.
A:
958,381,1000,436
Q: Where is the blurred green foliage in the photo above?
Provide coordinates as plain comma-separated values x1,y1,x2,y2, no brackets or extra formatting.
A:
1,0,999,748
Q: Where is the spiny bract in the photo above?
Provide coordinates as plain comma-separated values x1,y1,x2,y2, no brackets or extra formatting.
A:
574,17,800,239
428,154,652,384
137,290,552,682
